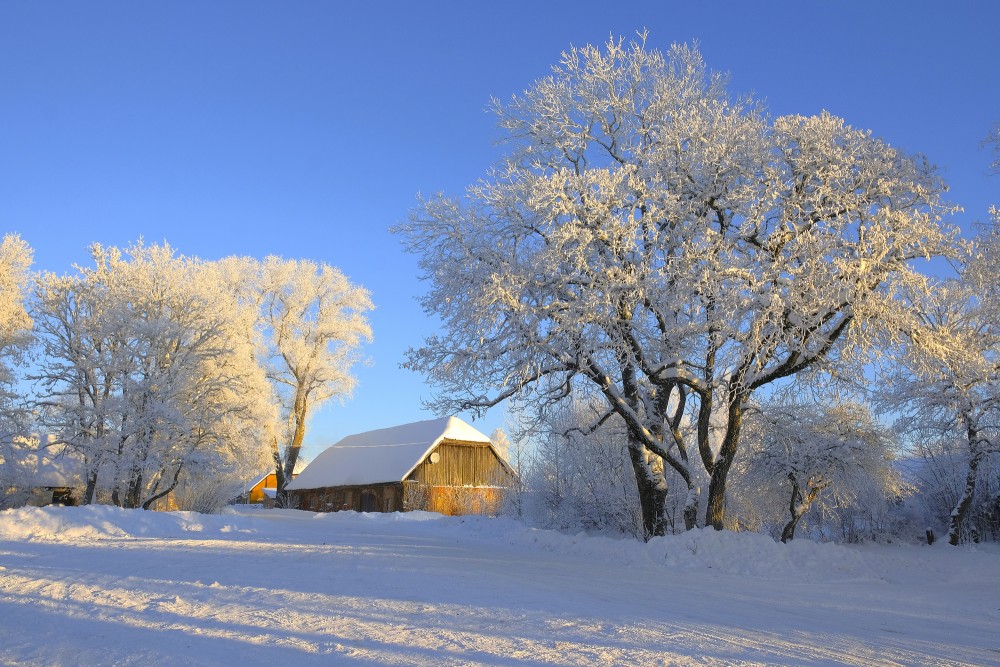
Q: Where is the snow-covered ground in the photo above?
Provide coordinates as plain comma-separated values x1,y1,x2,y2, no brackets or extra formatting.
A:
0,506,997,666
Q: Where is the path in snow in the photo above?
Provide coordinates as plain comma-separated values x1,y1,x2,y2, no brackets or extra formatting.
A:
0,507,998,666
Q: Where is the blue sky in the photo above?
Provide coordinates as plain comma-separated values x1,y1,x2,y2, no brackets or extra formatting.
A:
2,2,998,459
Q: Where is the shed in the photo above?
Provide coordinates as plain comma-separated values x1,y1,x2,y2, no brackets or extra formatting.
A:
286,416,515,516
242,459,307,506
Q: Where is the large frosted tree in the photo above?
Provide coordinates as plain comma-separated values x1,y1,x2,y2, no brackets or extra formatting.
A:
398,35,956,536
228,256,373,506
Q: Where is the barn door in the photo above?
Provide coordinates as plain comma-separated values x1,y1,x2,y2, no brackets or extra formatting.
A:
360,489,377,512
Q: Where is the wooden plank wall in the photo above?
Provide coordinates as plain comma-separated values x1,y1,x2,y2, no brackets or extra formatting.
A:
292,483,403,513
407,441,513,487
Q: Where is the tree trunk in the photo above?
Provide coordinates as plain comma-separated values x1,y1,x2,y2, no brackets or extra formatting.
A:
780,516,800,543
781,478,805,543
948,447,983,546
781,475,825,543
124,467,144,509
627,444,667,540
275,390,308,508
270,437,285,507
142,465,183,510
83,467,98,505
124,481,141,509
705,399,743,530
682,485,699,532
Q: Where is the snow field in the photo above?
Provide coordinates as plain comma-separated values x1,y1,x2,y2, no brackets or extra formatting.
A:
0,506,998,666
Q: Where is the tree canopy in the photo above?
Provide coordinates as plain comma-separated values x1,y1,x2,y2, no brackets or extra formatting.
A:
398,35,958,535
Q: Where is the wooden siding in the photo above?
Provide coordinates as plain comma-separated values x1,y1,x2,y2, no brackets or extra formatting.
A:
407,441,514,487
291,482,403,514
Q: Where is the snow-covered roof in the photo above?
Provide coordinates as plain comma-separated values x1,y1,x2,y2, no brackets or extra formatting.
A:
3,442,84,488
286,416,492,490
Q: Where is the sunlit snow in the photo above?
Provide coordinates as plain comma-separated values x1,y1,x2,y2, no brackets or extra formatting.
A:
0,506,997,666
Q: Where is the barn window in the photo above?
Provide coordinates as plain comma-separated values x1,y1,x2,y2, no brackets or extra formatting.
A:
361,490,377,512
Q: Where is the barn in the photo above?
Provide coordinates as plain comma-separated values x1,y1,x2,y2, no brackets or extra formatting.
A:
286,416,515,516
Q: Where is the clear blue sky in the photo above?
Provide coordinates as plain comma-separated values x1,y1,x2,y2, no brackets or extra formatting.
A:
2,2,998,460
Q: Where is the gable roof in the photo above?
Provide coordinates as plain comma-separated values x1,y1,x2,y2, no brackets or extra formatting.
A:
286,416,493,490
32,453,82,488
3,441,84,488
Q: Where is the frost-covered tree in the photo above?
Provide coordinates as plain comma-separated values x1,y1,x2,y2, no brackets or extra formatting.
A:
0,234,34,452
32,269,114,502
908,437,1000,544
397,35,957,536
0,234,33,382
522,397,643,538
32,242,272,509
226,257,373,506
880,219,999,545
733,400,905,542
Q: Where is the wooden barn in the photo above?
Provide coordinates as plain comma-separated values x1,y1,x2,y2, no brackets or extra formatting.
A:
286,416,515,516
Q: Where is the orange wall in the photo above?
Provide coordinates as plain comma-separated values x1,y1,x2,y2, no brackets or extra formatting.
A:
248,473,278,504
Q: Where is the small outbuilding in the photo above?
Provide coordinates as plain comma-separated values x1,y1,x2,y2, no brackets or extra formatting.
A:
241,460,307,507
286,416,515,516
